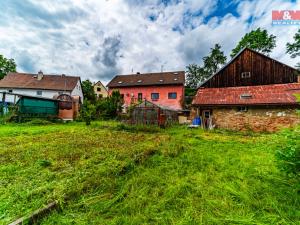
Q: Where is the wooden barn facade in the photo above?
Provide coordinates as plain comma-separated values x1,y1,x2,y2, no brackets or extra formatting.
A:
192,48,300,132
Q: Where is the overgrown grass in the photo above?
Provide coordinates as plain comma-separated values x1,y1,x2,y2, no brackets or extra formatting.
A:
0,122,299,224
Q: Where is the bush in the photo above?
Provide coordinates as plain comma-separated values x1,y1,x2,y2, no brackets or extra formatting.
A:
275,129,300,176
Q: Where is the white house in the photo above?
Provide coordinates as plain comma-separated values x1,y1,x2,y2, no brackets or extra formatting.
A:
0,71,83,103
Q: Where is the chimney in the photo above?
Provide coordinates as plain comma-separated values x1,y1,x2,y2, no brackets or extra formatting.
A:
37,70,43,81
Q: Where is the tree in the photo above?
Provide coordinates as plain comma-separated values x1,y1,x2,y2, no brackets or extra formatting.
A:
81,80,96,103
96,90,123,119
0,54,17,79
230,28,276,58
81,100,96,125
186,44,227,88
286,29,300,70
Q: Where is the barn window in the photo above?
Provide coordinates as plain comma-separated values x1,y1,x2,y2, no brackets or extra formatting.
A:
8,89,13,93
238,106,248,112
168,92,177,99
151,93,159,100
36,90,42,96
241,72,251,78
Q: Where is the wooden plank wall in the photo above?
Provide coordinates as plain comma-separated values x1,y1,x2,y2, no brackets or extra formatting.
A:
203,49,299,88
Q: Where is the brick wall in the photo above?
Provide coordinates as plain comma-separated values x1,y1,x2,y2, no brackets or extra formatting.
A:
212,107,299,132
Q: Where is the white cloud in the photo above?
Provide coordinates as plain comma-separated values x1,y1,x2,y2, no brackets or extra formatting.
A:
0,0,299,84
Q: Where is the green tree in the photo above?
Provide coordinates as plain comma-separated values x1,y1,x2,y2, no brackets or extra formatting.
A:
0,54,17,79
81,100,96,125
186,44,227,88
231,28,276,58
81,80,96,103
286,29,300,70
96,90,123,119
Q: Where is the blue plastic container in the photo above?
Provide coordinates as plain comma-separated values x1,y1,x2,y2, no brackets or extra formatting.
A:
192,117,201,125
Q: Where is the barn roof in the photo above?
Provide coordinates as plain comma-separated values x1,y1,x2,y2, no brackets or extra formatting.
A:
0,72,80,91
107,71,185,88
192,83,300,106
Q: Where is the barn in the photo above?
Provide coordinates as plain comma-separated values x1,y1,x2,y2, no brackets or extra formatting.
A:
192,48,300,132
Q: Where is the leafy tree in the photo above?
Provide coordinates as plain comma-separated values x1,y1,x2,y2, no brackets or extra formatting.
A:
81,100,96,125
0,54,17,79
186,44,227,88
230,28,276,58
96,90,123,119
286,29,300,69
81,80,96,103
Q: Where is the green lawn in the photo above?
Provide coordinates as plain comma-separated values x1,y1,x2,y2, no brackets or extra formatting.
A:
0,122,299,224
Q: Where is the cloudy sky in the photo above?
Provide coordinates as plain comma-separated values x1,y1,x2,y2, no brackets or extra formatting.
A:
0,0,299,83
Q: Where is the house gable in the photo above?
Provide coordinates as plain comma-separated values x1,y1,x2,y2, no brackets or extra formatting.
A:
201,48,299,88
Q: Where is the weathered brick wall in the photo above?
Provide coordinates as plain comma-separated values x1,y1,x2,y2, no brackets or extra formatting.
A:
212,107,300,132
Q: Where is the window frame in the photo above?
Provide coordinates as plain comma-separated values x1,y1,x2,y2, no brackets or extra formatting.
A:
138,93,143,101
237,106,248,112
97,87,101,92
151,93,159,100
168,92,177,99
241,72,251,79
36,90,43,96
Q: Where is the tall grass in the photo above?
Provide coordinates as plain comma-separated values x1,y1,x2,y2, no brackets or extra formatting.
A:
0,122,298,224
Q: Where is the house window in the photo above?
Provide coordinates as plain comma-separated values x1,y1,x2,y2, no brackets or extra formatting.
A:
238,106,248,112
241,72,251,78
8,89,13,93
36,90,42,96
97,87,101,92
58,91,64,95
151,93,159,100
138,93,143,101
168,92,177,99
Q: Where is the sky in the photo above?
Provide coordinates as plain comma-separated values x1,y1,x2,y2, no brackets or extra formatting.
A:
0,0,299,84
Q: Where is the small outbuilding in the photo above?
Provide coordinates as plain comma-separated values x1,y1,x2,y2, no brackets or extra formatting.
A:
130,100,178,126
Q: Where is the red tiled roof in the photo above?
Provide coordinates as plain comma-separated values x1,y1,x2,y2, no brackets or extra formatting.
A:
192,83,300,106
0,72,80,91
107,71,185,87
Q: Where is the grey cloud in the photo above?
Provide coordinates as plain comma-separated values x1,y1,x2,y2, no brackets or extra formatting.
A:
11,49,38,73
92,36,122,80
0,0,86,29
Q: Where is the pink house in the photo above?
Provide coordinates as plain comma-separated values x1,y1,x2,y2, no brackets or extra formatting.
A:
107,71,185,110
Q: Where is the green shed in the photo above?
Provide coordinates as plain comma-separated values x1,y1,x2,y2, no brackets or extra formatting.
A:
17,95,59,118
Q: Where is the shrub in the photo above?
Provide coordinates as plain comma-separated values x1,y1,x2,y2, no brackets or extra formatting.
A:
275,129,300,176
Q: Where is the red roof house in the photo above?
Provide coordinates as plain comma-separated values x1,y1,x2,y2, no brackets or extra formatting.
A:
107,71,185,111
192,48,300,132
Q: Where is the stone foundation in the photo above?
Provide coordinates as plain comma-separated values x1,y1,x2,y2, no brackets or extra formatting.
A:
193,106,300,132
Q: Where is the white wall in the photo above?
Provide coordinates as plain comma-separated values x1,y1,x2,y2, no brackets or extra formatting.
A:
0,88,71,103
71,80,84,102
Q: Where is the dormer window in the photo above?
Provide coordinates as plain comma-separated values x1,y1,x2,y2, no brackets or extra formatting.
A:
241,72,251,78
159,79,163,82
137,80,142,83
118,81,123,84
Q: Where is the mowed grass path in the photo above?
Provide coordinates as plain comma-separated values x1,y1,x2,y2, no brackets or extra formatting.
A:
0,122,299,224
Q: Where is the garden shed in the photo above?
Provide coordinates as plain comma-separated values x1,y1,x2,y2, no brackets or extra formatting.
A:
130,100,178,126
17,95,59,119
